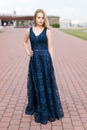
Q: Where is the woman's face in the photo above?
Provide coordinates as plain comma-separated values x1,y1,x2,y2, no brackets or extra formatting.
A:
36,12,45,26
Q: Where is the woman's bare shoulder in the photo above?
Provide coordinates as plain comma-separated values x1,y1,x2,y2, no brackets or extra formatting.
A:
46,28,51,36
25,27,31,36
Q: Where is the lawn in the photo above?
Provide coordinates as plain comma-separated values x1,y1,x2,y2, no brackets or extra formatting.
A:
60,28,87,41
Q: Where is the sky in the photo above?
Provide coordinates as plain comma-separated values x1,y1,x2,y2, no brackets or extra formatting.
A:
0,0,87,20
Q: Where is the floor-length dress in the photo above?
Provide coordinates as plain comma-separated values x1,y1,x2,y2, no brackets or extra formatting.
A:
25,27,64,124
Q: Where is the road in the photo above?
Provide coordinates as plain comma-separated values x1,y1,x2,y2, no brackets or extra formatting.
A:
0,26,87,130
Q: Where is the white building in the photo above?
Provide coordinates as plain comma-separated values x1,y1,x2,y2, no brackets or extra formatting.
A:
60,19,87,28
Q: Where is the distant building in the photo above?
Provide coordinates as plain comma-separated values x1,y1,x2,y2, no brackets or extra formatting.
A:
60,19,72,28
48,16,60,25
60,19,87,28
0,15,33,27
0,15,60,27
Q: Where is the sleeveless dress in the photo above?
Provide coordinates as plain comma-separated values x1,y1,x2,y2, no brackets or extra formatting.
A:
25,27,64,124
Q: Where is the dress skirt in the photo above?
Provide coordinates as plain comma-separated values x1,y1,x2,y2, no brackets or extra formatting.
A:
25,49,64,124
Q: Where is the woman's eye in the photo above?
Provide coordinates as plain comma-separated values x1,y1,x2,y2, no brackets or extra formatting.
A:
37,17,44,19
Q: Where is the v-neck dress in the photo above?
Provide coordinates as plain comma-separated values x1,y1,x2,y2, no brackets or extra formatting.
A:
25,27,64,124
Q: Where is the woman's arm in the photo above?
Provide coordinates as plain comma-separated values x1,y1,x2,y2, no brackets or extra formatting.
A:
23,29,33,56
47,29,54,63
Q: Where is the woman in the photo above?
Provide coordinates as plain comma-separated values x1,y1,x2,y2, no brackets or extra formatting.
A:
24,9,64,124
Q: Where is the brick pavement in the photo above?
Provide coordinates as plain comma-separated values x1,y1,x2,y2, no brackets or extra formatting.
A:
0,27,87,130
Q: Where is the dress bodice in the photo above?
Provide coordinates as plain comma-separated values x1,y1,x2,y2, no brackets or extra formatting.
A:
29,27,48,51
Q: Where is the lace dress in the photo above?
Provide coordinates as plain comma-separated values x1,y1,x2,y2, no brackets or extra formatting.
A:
25,27,64,124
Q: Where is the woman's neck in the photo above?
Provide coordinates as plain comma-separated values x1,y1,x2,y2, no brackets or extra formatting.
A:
35,25,44,29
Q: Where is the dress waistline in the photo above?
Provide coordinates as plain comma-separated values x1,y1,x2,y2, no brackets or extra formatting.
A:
33,49,48,52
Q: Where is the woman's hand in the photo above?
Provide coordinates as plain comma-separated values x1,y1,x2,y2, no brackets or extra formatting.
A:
27,50,33,57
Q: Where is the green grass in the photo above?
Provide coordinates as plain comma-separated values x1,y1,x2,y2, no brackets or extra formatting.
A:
60,29,87,41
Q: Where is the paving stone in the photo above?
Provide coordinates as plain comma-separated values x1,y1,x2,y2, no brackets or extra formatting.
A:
0,27,87,130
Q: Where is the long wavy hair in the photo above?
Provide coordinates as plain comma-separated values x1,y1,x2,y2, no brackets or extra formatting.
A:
33,9,49,29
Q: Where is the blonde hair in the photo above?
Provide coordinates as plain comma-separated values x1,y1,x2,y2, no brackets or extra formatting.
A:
33,9,49,29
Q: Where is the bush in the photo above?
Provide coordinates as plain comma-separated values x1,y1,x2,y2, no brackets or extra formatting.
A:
50,23,60,28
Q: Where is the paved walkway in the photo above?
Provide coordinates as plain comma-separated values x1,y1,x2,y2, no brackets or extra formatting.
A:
0,27,87,130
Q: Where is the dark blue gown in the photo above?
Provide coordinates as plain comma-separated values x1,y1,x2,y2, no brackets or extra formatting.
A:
25,27,64,124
